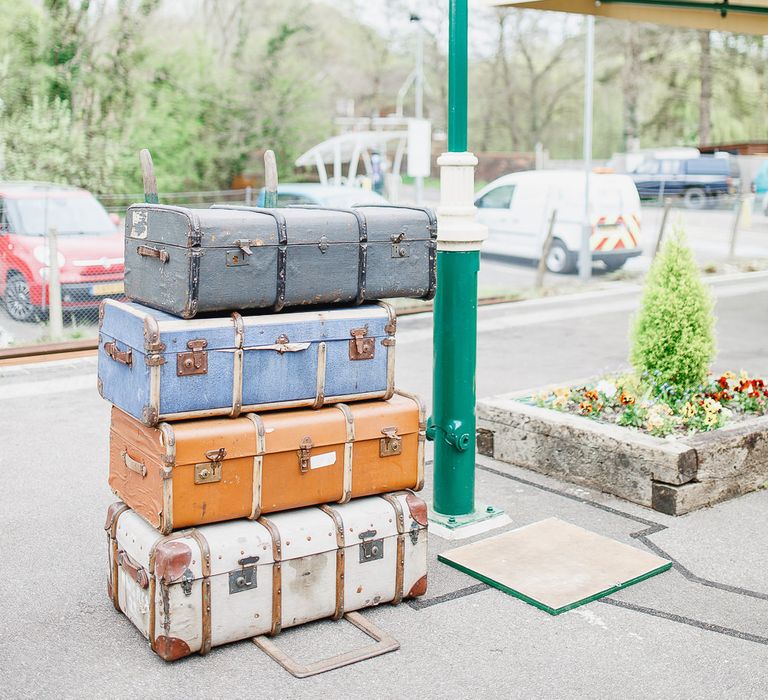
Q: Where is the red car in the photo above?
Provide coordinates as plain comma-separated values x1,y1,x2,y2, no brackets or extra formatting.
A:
0,182,124,322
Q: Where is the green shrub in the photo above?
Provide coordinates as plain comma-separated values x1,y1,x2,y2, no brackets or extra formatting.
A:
630,228,715,389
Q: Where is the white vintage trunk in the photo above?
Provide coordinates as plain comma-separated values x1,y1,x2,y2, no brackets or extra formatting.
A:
105,492,428,661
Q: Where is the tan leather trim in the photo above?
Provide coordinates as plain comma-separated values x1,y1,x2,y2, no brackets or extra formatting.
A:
377,494,405,604
320,504,346,620
416,432,425,491
157,423,176,465
186,529,212,656
230,312,245,417
109,538,121,611
149,363,161,423
245,413,266,520
258,515,283,636
393,535,405,606
379,492,406,534
230,348,244,418
148,576,157,649
104,502,129,534
334,403,355,504
312,341,327,409
160,468,173,535
106,503,129,613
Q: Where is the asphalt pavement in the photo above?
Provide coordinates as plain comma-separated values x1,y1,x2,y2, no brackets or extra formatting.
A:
1,271,768,698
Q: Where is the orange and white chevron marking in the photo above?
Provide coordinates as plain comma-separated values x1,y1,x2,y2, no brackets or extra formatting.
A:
589,214,641,252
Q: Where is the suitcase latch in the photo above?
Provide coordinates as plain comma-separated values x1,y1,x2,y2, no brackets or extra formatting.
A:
380,427,402,457
177,338,208,376
349,327,375,360
195,448,226,484
228,555,259,594
298,436,313,473
359,530,384,563
391,231,410,258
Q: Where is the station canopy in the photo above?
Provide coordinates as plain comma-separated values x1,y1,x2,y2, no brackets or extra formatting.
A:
488,1,768,35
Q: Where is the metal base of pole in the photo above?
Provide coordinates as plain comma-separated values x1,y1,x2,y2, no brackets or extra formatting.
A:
429,503,511,541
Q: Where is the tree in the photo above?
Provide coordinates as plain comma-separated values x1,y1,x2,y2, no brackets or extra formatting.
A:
631,229,716,389
698,30,712,144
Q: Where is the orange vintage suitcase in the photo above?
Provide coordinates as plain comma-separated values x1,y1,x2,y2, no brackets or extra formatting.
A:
109,391,425,534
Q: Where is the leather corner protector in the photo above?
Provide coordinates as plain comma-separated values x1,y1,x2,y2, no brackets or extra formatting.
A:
154,540,193,583
405,492,428,527
407,574,428,598
154,635,192,662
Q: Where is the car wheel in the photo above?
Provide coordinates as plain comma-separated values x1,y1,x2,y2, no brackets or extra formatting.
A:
604,256,628,272
546,240,576,274
684,187,707,209
3,273,37,322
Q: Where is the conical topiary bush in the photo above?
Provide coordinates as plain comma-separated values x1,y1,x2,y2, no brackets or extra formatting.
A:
630,227,715,389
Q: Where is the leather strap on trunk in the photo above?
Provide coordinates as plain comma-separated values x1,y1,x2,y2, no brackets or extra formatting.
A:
319,505,346,620
378,493,406,605
258,515,283,636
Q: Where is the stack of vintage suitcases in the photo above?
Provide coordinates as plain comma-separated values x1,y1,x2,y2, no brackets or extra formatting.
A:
97,196,437,662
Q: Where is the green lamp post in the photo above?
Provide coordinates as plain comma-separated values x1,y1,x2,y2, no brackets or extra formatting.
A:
427,0,503,533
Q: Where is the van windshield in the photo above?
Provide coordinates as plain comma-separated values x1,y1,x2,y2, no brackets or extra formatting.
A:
8,194,115,236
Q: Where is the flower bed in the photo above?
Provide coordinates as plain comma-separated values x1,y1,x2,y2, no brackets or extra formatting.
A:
531,371,768,438
476,378,768,516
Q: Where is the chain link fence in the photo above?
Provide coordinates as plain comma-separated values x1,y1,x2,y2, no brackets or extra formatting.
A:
0,189,253,350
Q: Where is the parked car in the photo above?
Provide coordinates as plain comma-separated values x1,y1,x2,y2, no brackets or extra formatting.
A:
256,183,388,208
475,170,642,273
630,156,739,208
0,182,123,322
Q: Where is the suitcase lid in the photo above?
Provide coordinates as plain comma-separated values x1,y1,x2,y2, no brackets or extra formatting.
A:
100,299,393,354
225,206,362,245
324,494,402,542
259,404,350,454
126,204,283,249
346,392,424,442
354,205,437,244
261,507,338,560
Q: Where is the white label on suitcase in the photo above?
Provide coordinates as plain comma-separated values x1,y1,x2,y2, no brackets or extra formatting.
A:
310,452,336,469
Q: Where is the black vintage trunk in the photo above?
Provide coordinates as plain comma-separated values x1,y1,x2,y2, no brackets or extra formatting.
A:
124,203,436,319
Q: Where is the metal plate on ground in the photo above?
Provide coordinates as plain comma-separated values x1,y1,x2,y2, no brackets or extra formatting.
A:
437,517,672,615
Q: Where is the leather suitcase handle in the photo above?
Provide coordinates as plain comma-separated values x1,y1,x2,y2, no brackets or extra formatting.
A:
122,450,146,477
117,549,150,589
136,244,169,263
104,341,132,367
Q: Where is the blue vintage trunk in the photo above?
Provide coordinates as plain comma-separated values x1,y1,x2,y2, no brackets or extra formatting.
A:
98,299,396,425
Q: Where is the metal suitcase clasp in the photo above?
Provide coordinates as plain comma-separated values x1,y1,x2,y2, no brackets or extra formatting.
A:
380,426,402,457
359,530,384,563
391,231,409,258
349,327,375,360
177,338,208,376
195,447,226,484
229,555,259,594
298,436,313,473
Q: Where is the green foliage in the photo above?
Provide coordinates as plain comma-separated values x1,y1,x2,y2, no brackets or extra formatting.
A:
631,229,716,389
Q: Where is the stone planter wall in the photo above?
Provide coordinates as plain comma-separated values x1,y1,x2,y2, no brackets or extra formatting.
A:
476,393,768,515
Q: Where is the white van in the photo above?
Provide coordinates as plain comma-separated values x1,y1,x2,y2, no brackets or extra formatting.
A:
474,170,642,273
